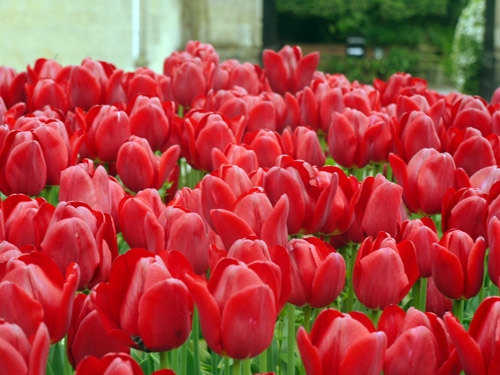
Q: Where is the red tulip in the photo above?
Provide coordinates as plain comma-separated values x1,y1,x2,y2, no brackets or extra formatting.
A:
444,297,500,375
286,126,326,167
77,104,131,162
75,353,167,375
327,108,394,168
116,136,180,192
262,45,319,95
55,63,102,111
487,216,500,286
469,166,500,192
348,174,406,242
185,258,279,359
395,110,442,162
0,252,80,342
0,194,52,249
118,189,166,253
297,308,386,375
59,159,126,231
442,187,488,241
431,229,486,300
67,290,130,369
128,95,174,152
373,72,428,106
287,237,345,308
379,305,459,375
39,201,118,290
0,320,50,375
425,276,453,317
26,78,68,113
398,218,439,278
389,148,470,215
172,60,208,108
95,249,194,352
211,143,259,174
353,232,419,310
449,95,492,136
243,129,284,168
158,205,214,275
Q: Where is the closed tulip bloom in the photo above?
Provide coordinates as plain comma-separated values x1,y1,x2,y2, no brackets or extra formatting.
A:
389,148,470,215
353,232,419,310
243,129,284,168
26,78,68,113
431,229,487,300
262,45,319,95
95,249,194,352
67,290,130,369
297,308,386,375
118,189,166,253
0,321,50,375
0,252,80,343
79,104,131,162
116,136,180,192
75,353,174,375
185,258,279,359
288,126,326,167
172,60,208,108
287,237,345,308
487,217,500,286
40,201,118,290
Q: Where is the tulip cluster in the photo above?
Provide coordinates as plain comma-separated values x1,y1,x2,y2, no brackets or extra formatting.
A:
2,39,500,374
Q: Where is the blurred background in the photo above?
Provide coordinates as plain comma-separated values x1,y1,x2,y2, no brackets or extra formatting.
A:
1,0,499,98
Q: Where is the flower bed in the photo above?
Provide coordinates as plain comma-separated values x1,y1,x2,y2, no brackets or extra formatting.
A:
1,40,500,374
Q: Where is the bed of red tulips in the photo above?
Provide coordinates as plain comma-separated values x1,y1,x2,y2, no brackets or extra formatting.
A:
2,40,500,374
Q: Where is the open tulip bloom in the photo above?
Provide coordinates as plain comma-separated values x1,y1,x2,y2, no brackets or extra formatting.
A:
2,40,500,374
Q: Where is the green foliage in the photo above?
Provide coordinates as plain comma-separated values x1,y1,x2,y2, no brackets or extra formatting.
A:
451,0,485,95
321,47,421,85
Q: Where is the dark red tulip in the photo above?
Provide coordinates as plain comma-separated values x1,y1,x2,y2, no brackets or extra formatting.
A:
0,320,50,375
185,258,279,359
389,148,470,215
78,104,131,162
116,136,180,192
211,143,259,174
172,60,208,108
487,217,500,286
262,45,319,94
287,237,345,308
40,201,118,290
55,63,102,111
297,308,386,375
67,290,130,369
59,160,126,231
95,249,194,352
431,229,486,300
118,189,166,253
243,129,284,168
0,251,80,342
353,232,419,310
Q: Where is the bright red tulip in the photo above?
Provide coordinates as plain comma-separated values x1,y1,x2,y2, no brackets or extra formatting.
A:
118,189,166,253
379,305,459,375
0,252,80,342
373,72,428,106
297,308,386,375
39,201,118,290
243,129,284,168
353,232,419,310
172,60,208,108
55,63,102,111
116,136,180,192
128,95,174,152
449,95,492,136
327,108,394,168
0,320,50,375
431,229,486,300
286,126,326,167
262,45,319,95
185,258,279,359
59,159,126,231
398,218,439,278
77,104,131,162
389,148,470,215
95,249,194,352
67,290,130,369
287,237,345,308
487,216,500,286
75,353,170,375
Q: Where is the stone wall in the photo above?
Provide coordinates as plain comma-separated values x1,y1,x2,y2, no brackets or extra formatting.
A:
0,0,181,74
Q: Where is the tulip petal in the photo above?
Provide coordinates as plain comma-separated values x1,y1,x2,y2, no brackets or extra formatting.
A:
297,326,322,375
310,252,345,308
432,244,464,300
341,331,386,375
210,209,256,249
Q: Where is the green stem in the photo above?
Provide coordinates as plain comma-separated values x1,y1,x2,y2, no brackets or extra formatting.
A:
193,308,200,375
369,309,382,327
287,304,296,375
232,359,242,375
212,351,219,375
259,343,268,373
159,351,169,370
344,243,357,313
224,357,231,375
453,298,465,324
302,305,312,333
414,278,428,312
242,359,252,375
180,340,188,375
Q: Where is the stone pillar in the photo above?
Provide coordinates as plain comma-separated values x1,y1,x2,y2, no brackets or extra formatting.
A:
481,0,500,99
